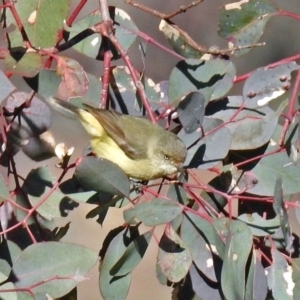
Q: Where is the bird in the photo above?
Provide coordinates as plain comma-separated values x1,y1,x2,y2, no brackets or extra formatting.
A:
49,97,187,180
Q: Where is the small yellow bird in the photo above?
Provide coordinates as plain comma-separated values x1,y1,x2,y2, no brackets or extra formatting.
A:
49,97,187,180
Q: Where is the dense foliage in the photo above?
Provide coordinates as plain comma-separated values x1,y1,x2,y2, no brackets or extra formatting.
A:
1,0,300,299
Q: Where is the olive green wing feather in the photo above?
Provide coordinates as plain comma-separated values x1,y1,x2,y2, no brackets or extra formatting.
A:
83,104,143,159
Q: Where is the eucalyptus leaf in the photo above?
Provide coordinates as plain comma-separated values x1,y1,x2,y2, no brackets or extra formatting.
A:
0,69,16,104
75,156,130,197
243,62,299,108
110,230,152,276
218,0,277,56
6,0,70,48
99,227,131,300
123,198,183,226
157,226,192,282
66,7,137,60
221,220,253,300
12,242,97,298
266,248,293,300
238,213,280,237
178,92,205,133
169,58,235,105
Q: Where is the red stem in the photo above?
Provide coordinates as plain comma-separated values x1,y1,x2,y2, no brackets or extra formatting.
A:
277,9,300,21
109,33,156,122
101,51,112,108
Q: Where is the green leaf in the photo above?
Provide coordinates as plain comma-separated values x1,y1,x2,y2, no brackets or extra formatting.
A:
212,96,285,150
201,174,229,212
247,151,300,196
12,242,98,298
82,73,102,105
0,259,11,283
22,166,64,220
183,211,225,260
273,178,293,253
245,254,254,300
75,156,130,197
168,58,235,105
159,20,203,58
166,180,188,206
25,69,61,100
292,258,300,299
123,198,183,226
213,217,231,240
109,66,160,114
266,248,293,300
221,220,253,300
0,240,22,267
247,257,268,300
243,62,299,108
99,228,131,300
7,0,70,48
295,201,300,229
59,178,97,202
0,70,16,104
181,117,231,169
284,116,300,164
181,213,218,281
220,168,257,194
0,175,10,204
110,230,152,276
67,7,137,59
157,226,192,282
0,282,17,300
189,264,221,299
178,92,205,133
218,0,277,56
156,260,168,286
4,52,43,77
238,213,280,237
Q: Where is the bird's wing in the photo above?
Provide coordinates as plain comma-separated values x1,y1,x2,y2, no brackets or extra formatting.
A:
83,104,140,159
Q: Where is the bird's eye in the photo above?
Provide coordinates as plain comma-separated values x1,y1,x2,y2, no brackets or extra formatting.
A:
164,154,170,160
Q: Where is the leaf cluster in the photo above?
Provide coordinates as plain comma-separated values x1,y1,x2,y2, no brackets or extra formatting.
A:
1,1,300,300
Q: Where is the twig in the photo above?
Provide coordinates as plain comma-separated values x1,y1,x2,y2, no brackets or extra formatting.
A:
125,0,265,57
125,0,203,20
164,0,204,19
92,17,156,122
99,0,111,21
101,50,112,108
99,1,113,108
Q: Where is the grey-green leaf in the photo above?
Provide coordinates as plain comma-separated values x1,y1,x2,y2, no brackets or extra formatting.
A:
157,226,192,282
238,213,280,237
110,230,152,276
12,242,97,298
123,198,183,226
221,220,253,300
75,156,130,197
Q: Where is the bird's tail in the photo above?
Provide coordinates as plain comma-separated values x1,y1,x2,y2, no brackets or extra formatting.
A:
47,97,81,119
48,97,105,138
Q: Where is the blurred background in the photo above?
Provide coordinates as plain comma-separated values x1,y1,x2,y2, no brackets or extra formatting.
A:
5,0,300,299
